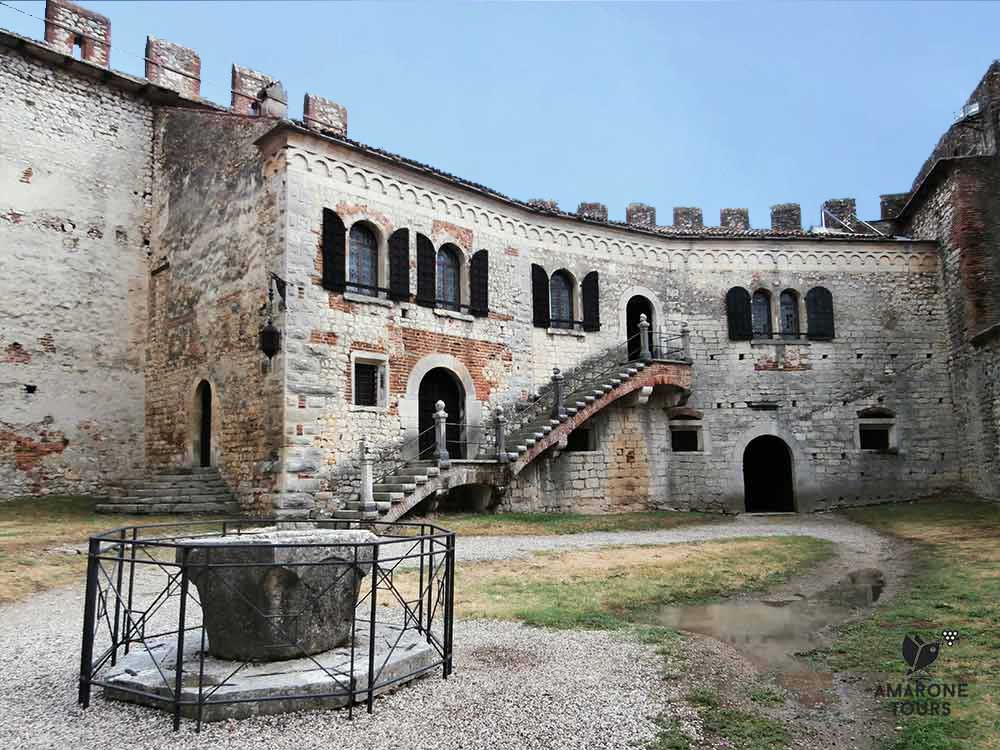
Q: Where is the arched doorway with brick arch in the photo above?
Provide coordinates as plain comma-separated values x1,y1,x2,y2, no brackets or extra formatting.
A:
399,354,483,461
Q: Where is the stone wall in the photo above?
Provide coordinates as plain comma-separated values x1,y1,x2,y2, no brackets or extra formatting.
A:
0,44,151,498
268,125,958,515
145,109,284,513
902,157,1000,500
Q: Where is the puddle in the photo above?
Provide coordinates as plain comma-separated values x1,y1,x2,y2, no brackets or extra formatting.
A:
646,569,884,706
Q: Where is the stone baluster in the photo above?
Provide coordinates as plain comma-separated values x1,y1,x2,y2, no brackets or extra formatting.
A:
434,400,451,468
681,321,691,362
358,439,377,517
495,405,508,463
550,368,565,420
638,313,652,361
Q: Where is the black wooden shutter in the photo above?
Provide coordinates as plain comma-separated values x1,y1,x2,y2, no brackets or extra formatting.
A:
416,233,436,307
582,271,600,331
354,363,378,406
321,208,346,292
725,287,752,340
388,229,410,301
470,250,489,317
531,264,550,328
806,287,835,339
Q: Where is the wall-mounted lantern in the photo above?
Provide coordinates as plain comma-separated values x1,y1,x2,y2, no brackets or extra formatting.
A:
259,273,288,361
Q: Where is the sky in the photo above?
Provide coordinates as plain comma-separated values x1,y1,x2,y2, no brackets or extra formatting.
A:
4,1,1000,228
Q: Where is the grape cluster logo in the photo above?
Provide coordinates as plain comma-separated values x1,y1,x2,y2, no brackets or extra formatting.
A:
874,629,968,716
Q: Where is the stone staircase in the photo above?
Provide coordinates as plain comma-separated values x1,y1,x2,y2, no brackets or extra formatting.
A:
97,466,240,515
334,360,664,523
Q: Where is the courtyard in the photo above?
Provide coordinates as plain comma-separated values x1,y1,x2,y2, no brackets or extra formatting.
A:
0,497,996,750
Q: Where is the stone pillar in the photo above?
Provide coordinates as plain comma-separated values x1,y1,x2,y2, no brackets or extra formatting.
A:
681,321,691,361
434,400,450,468
638,313,652,360
577,202,608,221
770,203,801,232
720,208,750,230
673,207,703,230
880,193,910,220
626,203,656,228
550,368,565,420
494,405,508,463
358,440,377,517
303,93,348,137
822,198,858,231
145,36,201,98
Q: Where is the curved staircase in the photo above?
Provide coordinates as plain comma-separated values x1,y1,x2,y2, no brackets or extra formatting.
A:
334,351,692,523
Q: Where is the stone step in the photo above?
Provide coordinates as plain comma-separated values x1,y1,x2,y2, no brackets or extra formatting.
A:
385,474,429,484
119,485,229,497
96,502,239,515
110,495,235,505
373,483,416,494
146,470,222,481
332,510,377,521
373,491,406,503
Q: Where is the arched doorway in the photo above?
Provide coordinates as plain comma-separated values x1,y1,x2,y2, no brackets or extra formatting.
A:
418,368,465,459
626,295,655,360
193,380,212,467
743,435,794,512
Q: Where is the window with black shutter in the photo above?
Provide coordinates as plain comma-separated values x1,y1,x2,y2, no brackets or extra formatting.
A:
388,229,410,301
416,234,436,307
531,264,550,328
751,290,773,338
725,287,752,340
321,208,346,292
470,250,489,316
349,223,378,296
582,271,600,331
550,270,574,329
437,244,461,311
354,362,380,406
806,287,835,340
671,428,700,452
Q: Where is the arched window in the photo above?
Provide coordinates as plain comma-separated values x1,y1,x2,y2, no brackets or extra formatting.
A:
349,223,378,296
436,244,461,311
550,270,574,329
779,290,800,339
806,287,835,339
751,290,772,338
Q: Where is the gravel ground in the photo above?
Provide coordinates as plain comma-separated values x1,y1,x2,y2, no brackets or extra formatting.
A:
0,513,895,750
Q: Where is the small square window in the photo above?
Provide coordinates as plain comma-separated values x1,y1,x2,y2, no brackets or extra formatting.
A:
671,428,700,452
859,425,891,451
565,427,595,452
353,362,384,407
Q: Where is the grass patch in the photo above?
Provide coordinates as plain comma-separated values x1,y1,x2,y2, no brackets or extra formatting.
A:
407,510,727,537
0,495,223,604
393,535,834,629
824,499,1000,750
699,705,789,750
749,685,786,706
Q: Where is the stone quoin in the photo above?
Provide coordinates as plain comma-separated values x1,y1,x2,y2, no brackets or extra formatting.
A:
2,0,999,517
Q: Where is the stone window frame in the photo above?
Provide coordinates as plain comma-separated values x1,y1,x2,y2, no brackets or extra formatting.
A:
564,425,599,453
856,418,898,453
667,408,709,454
350,351,389,412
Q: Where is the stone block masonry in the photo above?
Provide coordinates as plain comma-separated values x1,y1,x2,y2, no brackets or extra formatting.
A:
0,42,150,497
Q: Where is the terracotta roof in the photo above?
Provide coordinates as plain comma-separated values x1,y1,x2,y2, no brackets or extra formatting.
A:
266,120,917,244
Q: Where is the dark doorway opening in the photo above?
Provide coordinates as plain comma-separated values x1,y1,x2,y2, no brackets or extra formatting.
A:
743,435,794,512
196,380,212,467
418,368,465,459
626,295,654,360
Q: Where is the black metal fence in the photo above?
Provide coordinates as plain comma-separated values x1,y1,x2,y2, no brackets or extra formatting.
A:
78,519,455,731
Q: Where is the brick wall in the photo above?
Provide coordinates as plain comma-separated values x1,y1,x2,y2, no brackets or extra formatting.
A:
145,109,284,513
0,44,150,498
